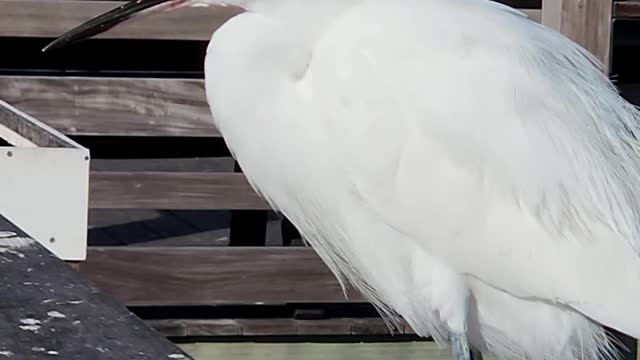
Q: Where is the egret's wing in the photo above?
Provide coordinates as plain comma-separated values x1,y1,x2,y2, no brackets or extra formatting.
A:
307,0,640,336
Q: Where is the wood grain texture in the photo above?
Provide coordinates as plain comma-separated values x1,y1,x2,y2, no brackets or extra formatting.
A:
541,0,563,30
0,76,218,137
147,318,409,337
89,171,270,210
179,342,460,360
559,0,613,71
0,217,191,359
0,99,73,148
0,0,241,40
78,247,365,306
0,0,539,40
614,1,640,18
524,9,543,23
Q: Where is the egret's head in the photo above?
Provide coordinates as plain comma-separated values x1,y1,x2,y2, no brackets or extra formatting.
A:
42,0,250,52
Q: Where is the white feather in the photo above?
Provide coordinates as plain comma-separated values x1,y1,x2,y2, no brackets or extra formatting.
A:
204,0,640,359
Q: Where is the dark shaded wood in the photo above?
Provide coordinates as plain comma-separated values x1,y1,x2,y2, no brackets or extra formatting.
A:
0,216,191,359
607,327,638,360
471,349,484,360
564,0,614,70
0,76,219,138
351,319,401,335
0,99,72,148
0,0,241,40
281,217,301,246
229,162,268,245
614,1,640,18
78,247,365,306
89,171,270,210
229,210,268,245
146,318,410,337
89,209,231,246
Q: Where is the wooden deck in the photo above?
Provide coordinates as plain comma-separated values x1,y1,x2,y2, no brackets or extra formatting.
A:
0,214,192,359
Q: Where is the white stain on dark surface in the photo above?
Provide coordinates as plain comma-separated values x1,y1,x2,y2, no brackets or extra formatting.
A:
47,311,66,319
0,237,33,249
19,318,41,333
0,237,34,258
0,215,190,359
19,325,40,333
20,319,40,325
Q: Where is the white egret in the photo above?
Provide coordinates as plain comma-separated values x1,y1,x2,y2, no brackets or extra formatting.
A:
44,1,640,359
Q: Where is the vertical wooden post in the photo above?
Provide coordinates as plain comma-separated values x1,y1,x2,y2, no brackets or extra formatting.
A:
542,0,614,73
542,0,563,31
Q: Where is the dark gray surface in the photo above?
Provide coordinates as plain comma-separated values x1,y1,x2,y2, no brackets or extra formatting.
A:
0,215,193,359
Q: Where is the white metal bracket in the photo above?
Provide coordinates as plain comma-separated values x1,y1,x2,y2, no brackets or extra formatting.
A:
0,99,89,261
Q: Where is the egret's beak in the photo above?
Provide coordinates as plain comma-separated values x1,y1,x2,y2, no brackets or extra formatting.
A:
42,0,187,52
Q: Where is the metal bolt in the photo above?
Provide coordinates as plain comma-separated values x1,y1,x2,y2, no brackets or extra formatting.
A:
6,151,12,157
49,237,55,244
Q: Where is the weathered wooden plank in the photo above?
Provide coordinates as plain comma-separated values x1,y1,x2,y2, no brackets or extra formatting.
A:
500,0,542,8
88,208,232,246
0,0,539,41
0,216,192,359
0,98,75,148
614,1,640,18
147,318,407,337
0,76,218,138
541,0,563,30
525,9,542,23
564,0,613,70
543,0,613,71
89,171,270,210
0,0,241,40
78,247,365,306
179,342,457,360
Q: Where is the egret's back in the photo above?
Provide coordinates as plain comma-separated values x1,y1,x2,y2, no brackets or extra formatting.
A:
204,0,640,359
